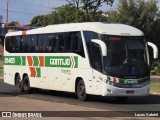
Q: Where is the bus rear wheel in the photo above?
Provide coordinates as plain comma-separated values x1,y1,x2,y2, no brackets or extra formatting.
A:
15,74,23,92
76,80,87,101
22,75,31,93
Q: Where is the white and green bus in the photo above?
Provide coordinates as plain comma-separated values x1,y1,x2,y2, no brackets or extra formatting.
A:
4,22,158,101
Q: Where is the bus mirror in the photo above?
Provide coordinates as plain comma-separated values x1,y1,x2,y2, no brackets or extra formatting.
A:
91,39,107,56
148,42,158,59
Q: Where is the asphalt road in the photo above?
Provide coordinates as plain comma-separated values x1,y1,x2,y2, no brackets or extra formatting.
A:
1,79,160,112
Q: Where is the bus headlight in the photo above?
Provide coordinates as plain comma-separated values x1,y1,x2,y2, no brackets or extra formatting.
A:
106,80,116,86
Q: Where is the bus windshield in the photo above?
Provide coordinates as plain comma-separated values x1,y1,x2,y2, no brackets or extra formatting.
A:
102,35,150,78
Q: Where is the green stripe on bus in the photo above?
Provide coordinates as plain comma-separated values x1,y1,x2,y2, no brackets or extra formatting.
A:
4,56,78,68
74,56,78,68
36,68,41,77
4,56,26,66
21,56,26,66
33,56,39,66
119,76,150,84
45,56,78,68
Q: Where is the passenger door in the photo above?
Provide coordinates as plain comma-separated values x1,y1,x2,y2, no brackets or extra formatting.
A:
91,43,103,95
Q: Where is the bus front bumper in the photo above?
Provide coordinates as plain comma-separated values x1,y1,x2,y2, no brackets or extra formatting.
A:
102,84,150,96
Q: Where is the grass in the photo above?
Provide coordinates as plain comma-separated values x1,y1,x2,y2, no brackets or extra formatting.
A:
0,60,3,67
0,59,3,77
0,69,3,77
151,82,160,93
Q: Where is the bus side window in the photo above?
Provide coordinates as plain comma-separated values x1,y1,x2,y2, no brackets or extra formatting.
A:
5,36,12,53
13,36,21,53
38,35,45,53
53,34,59,52
57,33,65,52
46,34,53,52
70,32,85,57
83,31,99,59
30,35,38,53
47,34,58,53
22,36,30,53
83,31,99,51
64,33,71,52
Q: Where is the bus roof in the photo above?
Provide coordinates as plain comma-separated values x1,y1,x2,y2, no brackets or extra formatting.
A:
5,22,144,37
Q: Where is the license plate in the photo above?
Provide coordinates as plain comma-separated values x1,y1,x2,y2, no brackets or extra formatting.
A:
126,90,134,94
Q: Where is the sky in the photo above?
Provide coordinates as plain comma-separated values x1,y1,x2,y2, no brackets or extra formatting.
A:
0,0,159,25
0,0,68,24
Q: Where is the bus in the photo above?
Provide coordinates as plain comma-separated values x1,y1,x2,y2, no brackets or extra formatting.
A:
4,22,158,101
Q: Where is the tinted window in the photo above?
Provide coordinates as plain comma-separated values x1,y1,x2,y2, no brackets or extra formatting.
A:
5,36,21,53
91,44,102,72
70,32,85,57
38,34,46,52
46,34,57,52
83,31,99,51
5,32,85,56
57,33,65,52
63,33,71,52
30,35,37,52
5,36,12,52
45,34,53,52
22,36,30,53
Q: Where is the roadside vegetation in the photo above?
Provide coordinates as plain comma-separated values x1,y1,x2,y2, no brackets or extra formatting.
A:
151,60,160,76
150,60,160,93
0,58,3,77
151,82,160,93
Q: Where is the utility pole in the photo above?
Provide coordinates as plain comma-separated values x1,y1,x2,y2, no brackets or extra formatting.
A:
6,0,9,24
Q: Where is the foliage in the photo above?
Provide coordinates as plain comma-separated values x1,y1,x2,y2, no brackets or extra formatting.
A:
8,21,20,26
31,5,85,26
106,0,159,36
151,82,160,92
31,15,46,26
30,0,114,26
151,60,160,76
66,0,114,21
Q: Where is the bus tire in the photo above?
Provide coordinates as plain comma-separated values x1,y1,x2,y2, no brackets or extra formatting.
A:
15,74,24,92
22,75,31,93
76,80,87,101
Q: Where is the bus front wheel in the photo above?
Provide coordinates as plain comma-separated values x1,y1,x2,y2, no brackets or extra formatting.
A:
76,80,87,101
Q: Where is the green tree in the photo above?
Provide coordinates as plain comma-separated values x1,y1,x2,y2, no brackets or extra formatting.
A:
106,0,160,43
31,0,114,25
30,15,44,26
31,5,85,26
66,0,114,21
